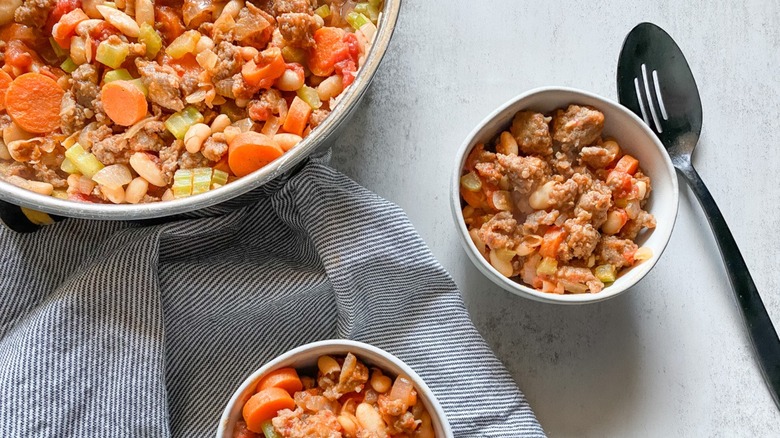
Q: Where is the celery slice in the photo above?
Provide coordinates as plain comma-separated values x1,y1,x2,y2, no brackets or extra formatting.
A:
166,30,200,59
172,169,194,198
139,23,162,58
594,264,617,283
281,46,308,64
50,37,67,58
61,57,78,73
260,420,280,438
191,168,212,195
165,107,204,140
65,143,105,178
129,78,148,96
314,4,331,18
211,169,229,187
103,68,133,83
345,12,370,30
60,158,79,174
368,0,383,7
96,40,129,69
297,86,322,110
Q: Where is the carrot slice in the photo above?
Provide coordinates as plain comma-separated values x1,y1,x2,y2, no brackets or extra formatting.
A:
228,131,284,177
539,227,567,258
5,73,64,134
155,6,186,44
256,367,303,395
309,27,349,77
282,96,312,137
614,154,639,175
241,47,286,88
52,8,89,48
242,387,295,433
0,70,13,111
100,80,148,126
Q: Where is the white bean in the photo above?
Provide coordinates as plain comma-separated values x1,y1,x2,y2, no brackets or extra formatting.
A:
497,131,519,155
124,177,149,204
196,36,215,54
636,180,647,200
184,123,211,154
100,184,125,204
129,152,166,187
602,210,627,235
355,403,386,434
634,246,653,262
337,415,358,438
275,69,304,92
317,75,344,101
220,0,244,19
96,5,140,38
161,189,174,201
210,114,231,134
273,133,302,152
0,140,10,160
7,176,54,196
135,0,154,26
528,181,556,210
317,355,341,376
489,250,514,277
3,121,33,146
70,37,88,65
369,369,392,393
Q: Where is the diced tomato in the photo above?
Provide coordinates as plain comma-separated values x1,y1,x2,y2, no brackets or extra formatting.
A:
343,33,360,62
461,188,486,209
334,58,357,87
539,227,567,258
155,6,186,44
5,41,36,71
87,21,120,56
46,0,82,32
165,53,201,76
52,8,89,49
308,27,349,77
0,23,38,46
607,170,634,199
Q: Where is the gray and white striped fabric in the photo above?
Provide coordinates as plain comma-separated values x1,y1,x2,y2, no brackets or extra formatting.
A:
0,153,544,437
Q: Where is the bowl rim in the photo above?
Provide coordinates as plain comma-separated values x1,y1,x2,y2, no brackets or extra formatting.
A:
450,86,679,304
215,339,453,438
0,0,402,220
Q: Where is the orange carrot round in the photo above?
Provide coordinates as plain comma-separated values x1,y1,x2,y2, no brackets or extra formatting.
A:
228,131,284,177
5,73,64,134
281,96,312,137
242,387,295,433
256,367,303,395
101,80,148,126
0,70,13,111
309,27,349,77
241,47,286,88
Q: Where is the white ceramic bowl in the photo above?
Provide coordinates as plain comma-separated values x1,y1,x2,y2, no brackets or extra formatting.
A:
216,340,453,438
451,87,679,305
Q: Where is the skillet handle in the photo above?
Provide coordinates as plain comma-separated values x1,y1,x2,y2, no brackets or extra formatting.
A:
0,200,60,233
677,162,780,408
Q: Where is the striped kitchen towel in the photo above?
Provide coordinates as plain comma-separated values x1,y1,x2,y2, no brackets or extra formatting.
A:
0,154,544,438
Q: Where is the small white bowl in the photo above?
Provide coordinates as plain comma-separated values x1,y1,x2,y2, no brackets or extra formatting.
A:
451,87,679,305
216,340,453,438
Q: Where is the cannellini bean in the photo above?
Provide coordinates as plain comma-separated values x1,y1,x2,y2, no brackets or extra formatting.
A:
125,177,149,204
317,75,344,101
602,209,628,235
184,123,211,154
634,246,653,262
355,403,386,434
317,355,341,376
468,228,486,256
70,37,88,65
75,19,105,36
636,180,647,200
497,131,519,155
0,140,10,160
223,126,241,144
129,152,166,187
369,369,392,393
416,411,435,438
3,121,34,146
82,0,105,19
0,0,22,27
528,181,556,210
220,0,244,18
273,133,302,152
210,114,231,134
68,174,97,195
6,176,54,196
135,0,154,26
161,189,174,201
337,415,358,438
96,5,140,38
100,184,125,204
275,69,304,92
489,250,514,277
491,190,512,211
196,36,215,54
235,97,250,108
239,46,259,61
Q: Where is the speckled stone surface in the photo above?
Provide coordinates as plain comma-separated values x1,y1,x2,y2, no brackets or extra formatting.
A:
330,1,780,436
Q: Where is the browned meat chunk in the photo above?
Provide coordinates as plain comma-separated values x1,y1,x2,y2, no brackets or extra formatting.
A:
272,0,312,15
522,209,560,235
557,266,604,293
580,146,613,168
323,353,368,400
293,390,340,413
15,0,55,27
309,109,330,129
92,134,130,165
178,151,210,169
60,91,88,135
560,219,600,261
71,64,100,109
136,59,185,112
574,179,612,228
271,408,342,438
129,121,168,153
496,154,550,195
377,396,420,435
479,212,520,250
247,89,285,121
510,111,553,155
159,139,185,184
619,210,656,240
547,179,579,210
552,105,605,148
473,160,503,186
235,4,275,48
211,42,242,82
596,236,638,269
278,12,320,48
202,137,228,161
79,124,113,151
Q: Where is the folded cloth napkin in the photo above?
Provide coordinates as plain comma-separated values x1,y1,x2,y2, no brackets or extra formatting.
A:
0,153,544,437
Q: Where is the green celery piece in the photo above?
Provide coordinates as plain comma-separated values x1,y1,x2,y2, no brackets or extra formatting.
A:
96,40,129,69
172,169,194,198
61,57,78,73
211,169,229,187
65,143,104,178
366,3,380,21
594,264,617,283
139,23,162,58
314,4,330,18
191,168,212,195
60,158,79,174
281,46,308,64
129,78,148,96
354,3,370,15
50,37,67,58
368,0,383,7
260,420,280,438
345,12,370,30
296,86,322,110
165,107,204,140
103,69,133,83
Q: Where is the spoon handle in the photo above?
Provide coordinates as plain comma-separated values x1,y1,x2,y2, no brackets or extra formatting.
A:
677,162,780,407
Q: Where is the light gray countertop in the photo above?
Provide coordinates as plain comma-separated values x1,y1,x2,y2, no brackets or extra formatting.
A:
331,0,780,436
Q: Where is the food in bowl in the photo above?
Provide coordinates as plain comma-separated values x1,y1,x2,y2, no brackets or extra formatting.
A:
460,104,656,294
234,352,435,438
0,0,382,204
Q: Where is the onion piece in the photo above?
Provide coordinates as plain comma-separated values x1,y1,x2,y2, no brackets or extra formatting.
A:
122,116,158,140
92,164,133,189
389,376,417,410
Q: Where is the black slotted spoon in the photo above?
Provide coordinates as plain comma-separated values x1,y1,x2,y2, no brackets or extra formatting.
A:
617,22,780,409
